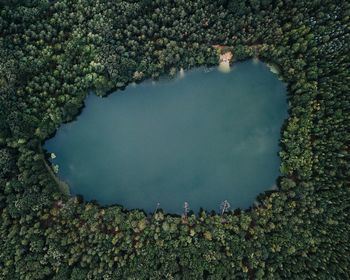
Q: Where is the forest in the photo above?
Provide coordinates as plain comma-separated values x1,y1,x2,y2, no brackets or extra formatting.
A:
0,0,349,279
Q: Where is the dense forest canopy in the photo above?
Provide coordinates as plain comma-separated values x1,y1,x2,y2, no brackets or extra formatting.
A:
0,0,349,279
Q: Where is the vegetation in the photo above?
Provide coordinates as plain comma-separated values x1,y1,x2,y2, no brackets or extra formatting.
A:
0,0,349,278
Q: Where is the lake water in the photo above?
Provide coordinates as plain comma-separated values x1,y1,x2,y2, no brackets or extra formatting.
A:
45,60,287,214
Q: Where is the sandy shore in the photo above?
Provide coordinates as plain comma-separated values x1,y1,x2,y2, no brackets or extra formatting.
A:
213,45,233,73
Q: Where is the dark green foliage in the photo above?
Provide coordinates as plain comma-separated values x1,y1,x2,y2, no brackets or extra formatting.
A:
0,0,349,279
0,148,15,179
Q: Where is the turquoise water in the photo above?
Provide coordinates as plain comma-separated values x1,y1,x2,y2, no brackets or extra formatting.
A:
45,60,287,213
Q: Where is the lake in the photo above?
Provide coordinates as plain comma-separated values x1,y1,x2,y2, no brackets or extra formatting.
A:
45,60,288,214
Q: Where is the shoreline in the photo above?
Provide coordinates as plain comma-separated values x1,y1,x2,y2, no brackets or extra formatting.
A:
39,145,70,196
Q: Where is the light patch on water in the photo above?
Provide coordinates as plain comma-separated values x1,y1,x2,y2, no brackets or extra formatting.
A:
204,68,213,73
218,62,231,73
69,164,75,172
253,57,259,64
179,68,185,78
232,129,270,155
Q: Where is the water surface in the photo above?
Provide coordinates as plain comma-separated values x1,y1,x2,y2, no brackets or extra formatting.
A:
45,60,287,213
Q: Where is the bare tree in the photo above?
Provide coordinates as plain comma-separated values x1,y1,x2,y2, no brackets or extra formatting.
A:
220,200,231,215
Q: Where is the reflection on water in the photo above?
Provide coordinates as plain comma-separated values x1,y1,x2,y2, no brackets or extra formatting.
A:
179,68,185,78
218,62,231,73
